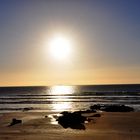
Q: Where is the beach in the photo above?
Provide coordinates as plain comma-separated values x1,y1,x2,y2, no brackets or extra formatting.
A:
0,111,140,140
1,0,140,139
0,86,140,139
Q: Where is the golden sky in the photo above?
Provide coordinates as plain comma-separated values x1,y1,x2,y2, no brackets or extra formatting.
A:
0,0,140,86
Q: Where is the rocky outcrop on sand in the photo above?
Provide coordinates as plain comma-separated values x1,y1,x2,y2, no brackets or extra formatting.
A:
57,111,86,130
56,104,134,130
8,118,22,126
90,104,134,112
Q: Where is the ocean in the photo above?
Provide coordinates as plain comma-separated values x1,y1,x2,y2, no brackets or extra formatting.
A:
0,84,140,113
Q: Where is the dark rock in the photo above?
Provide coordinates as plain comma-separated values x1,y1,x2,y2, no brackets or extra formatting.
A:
57,111,86,130
90,104,134,112
92,113,101,117
90,104,101,110
23,107,33,111
9,118,22,126
60,111,70,115
68,123,85,130
78,109,96,114
102,104,134,112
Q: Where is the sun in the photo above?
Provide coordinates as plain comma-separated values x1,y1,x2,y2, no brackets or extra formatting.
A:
48,35,72,60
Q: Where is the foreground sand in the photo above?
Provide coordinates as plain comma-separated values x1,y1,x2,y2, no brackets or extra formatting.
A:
0,111,140,140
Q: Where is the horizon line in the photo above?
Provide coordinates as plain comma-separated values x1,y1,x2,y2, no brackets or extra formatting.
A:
0,83,140,88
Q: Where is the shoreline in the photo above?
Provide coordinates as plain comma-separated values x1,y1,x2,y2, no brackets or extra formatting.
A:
0,111,140,140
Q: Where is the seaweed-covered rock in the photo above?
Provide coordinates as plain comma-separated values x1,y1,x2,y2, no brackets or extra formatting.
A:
57,111,86,129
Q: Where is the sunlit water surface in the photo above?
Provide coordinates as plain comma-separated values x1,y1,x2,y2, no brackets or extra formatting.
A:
0,85,140,113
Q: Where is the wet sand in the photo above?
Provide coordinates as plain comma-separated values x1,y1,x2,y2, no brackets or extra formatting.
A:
0,112,140,140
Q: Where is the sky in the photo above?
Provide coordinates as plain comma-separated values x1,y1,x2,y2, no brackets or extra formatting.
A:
0,0,140,86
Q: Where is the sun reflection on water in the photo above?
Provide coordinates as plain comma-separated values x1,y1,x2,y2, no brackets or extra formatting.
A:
49,85,75,95
52,102,72,112
48,86,75,112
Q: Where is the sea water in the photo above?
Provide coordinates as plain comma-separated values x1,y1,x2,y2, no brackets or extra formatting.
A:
0,84,140,113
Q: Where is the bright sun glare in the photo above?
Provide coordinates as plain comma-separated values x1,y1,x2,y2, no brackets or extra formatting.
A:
50,86,74,95
48,35,72,60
